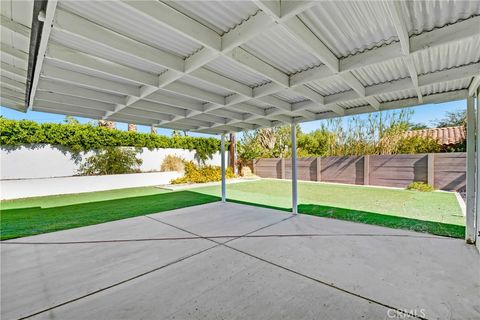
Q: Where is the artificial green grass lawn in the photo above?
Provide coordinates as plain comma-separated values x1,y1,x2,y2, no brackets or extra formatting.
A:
0,179,465,240
0,188,219,240
192,179,465,238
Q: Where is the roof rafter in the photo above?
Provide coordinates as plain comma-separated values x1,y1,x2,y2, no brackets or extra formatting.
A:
253,0,378,112
292,62,480,113
386,0,423,103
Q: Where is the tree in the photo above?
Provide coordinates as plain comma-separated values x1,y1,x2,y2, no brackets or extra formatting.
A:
128,123,137,132
408,122,429,130
63,116,80,125
98,120,115,129
297,128,334,156
432,109,466,128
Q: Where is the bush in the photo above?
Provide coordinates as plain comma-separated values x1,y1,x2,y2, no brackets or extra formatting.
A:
79,147,143,175
406,182,434,192
394,136,440,154
0,118,223,162
171,161,235,184
160,155,185,172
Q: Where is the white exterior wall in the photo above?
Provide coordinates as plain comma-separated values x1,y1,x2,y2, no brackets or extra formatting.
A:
0,145,224,180
0,172,182,200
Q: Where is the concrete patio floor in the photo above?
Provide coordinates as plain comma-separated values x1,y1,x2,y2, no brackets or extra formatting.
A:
1,202,479,320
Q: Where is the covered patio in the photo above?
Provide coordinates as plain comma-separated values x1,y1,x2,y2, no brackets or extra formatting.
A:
1,0,480,319
2,202,479,319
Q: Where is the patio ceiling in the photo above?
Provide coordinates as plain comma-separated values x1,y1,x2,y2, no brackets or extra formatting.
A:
3,0,480,134
0,0,33,112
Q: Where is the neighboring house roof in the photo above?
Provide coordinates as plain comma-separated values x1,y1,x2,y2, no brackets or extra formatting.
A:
404,126,466,146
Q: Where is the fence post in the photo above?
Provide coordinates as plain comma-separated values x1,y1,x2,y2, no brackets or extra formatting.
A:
281,158,285,179
316,157,321,181
252,159,256,175
427,153,435,187
363,155,370,185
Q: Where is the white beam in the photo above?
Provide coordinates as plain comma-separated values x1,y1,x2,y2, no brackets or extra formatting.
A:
282,17,339,72
29,0,58,106
294,62,480,113
251,1,376,111
291,16,480,88
469,75,480,97
386,0,423,103
221,11,274,51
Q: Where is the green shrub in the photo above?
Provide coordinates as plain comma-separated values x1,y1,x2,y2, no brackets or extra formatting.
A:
171,161,235,184
160,155,185,172
79,147,143,175
406,181,434,192
0,118,222,162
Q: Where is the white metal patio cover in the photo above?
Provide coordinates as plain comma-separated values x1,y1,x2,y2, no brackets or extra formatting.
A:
1,0,479,245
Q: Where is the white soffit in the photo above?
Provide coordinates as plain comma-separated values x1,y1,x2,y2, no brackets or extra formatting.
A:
15,0,479,135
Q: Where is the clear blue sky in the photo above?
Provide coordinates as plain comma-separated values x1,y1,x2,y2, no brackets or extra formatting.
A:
0,99,465,137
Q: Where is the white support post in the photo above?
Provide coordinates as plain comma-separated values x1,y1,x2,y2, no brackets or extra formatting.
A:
221,133,226,203
291,122,298,214
466,96,476,244
476,89,480,249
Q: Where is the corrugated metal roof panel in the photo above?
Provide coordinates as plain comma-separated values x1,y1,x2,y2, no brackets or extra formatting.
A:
1,0,33,27
299,1,397,58
336,97,369,110
402,0,480,35
58,1,202,58
242,25,323,74
307,75,352,96
43,58,144,87
177,75,234,97
0,51,27,71
165,1,259,35
376,88,418,103
1,28,29,53
351,57,410,86
49,30,167,75
421,78,471,96
149,88,203,106
412,35,480,75
273,90,308,104
205,56,270,87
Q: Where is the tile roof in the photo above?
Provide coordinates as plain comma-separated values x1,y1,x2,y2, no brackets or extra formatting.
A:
405,126,466,146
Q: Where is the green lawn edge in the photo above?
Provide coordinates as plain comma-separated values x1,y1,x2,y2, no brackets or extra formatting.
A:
0,191,220,240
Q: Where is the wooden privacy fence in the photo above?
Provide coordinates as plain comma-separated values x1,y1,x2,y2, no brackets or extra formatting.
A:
253,153,466,191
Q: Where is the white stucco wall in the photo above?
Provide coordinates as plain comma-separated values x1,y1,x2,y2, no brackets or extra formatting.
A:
0,172,182,200
0,145,224,180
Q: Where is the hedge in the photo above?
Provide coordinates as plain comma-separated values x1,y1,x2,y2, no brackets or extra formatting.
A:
0,118,222,162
